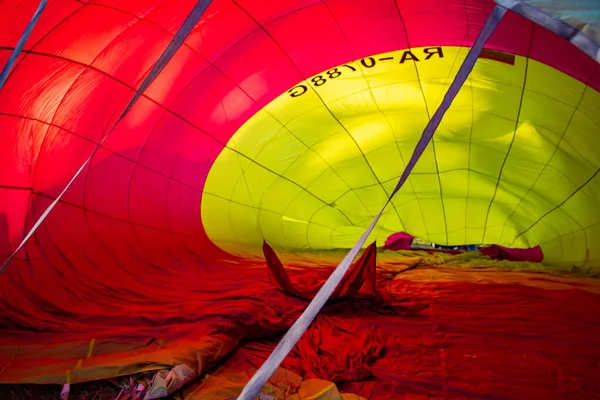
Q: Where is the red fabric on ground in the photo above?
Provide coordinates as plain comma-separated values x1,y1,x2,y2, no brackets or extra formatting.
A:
218,269,600,399
383,233,415,251
1,256,600,398
481,245,545,262
264,241,380,301
241,314,385,384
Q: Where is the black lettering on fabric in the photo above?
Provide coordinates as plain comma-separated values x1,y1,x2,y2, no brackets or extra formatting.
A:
423,46,444,59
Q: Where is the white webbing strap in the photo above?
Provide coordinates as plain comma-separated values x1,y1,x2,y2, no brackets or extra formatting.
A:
0,0,213,275
237,5,507,399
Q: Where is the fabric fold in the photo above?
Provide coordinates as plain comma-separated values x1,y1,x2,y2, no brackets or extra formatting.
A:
263,241,380,302
481,245,544,262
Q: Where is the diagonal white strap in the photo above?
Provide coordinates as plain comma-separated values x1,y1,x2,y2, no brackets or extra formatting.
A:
495,0,600,63
237,5,507,399
0,0,48,90
0,0,214,275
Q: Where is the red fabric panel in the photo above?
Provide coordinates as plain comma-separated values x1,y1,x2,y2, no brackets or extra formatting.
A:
92,0,168,18
325,0,408,59
263,2,353,77
233,0,320,26
481,244,545,262
0,189,30,262
399,0,472,47
0,1,48,49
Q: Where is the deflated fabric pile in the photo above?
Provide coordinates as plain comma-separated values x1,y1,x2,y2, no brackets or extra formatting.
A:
2,250,600,399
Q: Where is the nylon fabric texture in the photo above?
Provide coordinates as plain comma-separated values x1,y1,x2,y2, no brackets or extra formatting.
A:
1,0,600,399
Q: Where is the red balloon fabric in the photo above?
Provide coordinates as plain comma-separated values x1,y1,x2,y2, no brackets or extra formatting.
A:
481,244,544,262
1,0,600,399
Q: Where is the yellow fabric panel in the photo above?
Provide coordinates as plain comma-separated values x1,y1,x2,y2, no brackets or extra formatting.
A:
201,46,600,268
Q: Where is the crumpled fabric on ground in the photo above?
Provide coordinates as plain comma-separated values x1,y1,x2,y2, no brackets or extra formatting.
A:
240,314,384,384
181,365,366,400
3,251,600,399
263,241,380,302
264,241,430,316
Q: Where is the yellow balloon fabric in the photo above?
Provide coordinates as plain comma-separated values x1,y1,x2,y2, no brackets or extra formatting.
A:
202,46,600,267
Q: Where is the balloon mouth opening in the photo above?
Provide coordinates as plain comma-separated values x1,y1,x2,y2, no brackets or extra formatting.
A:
199,45,593,265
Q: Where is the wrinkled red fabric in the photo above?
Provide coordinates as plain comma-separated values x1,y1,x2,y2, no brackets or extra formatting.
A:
223,274,600,399
2,253,600,398
481,244,544,262
383,233,415,251
241,314,385,384
264,241,380,302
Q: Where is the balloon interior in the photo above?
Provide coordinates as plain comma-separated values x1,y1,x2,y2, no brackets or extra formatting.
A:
1,1,599,399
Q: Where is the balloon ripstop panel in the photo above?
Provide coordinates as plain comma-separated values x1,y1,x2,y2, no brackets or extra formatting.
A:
201,46,600,266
